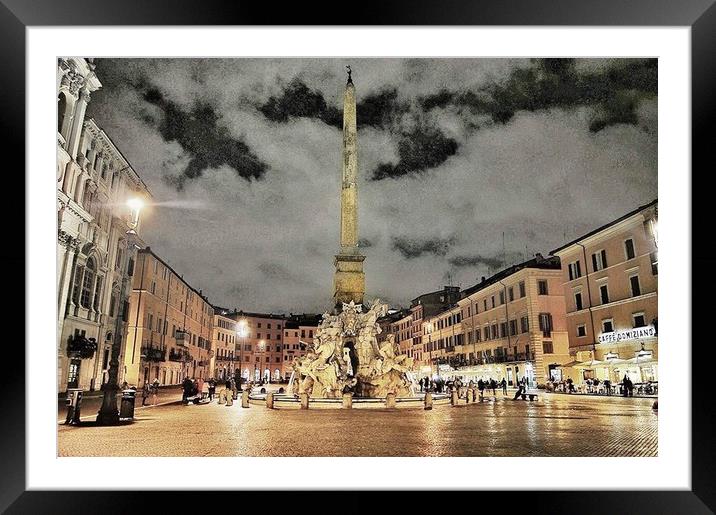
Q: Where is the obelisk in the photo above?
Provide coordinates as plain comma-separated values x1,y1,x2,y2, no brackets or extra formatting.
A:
333,66,365,309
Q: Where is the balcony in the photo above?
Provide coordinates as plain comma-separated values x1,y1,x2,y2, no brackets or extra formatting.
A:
168,348,192,363
141,345,166,362
67,335,97,359
175,331,188,346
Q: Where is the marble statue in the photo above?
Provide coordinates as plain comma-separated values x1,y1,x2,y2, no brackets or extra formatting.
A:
290,298,415,399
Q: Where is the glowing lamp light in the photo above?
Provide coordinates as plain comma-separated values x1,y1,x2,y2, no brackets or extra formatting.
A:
126,197,144,230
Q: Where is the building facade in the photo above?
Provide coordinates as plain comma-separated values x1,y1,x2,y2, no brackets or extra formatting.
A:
57,58,152,392
122,248,213,387
551,200,658,385
212,311,238,380
454,256,571,387
222,311,287,382
281,314,320,380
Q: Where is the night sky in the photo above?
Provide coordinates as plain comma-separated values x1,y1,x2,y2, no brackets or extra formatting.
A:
86,58,657,313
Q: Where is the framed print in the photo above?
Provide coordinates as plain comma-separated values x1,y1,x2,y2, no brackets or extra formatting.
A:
6,0,715,512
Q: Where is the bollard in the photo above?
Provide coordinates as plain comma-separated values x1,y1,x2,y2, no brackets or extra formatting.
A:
386,393,396,409
226,389,234,406
424,392,433,410
342,393,353,409
300,392,310,410
241,390,250,408
266,392,274,409
217,389,226,405
465,389,470,404
451,390,459,406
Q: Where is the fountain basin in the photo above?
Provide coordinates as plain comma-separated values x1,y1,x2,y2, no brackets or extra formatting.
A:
248,393,451,409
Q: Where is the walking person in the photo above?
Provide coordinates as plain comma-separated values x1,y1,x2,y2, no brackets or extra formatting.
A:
500,378,507,395
151,378,160,405
208,378,216,401
182,376,193,404
490,378,497,396
225,378,233,406
141,382,150,407
477,379,485,400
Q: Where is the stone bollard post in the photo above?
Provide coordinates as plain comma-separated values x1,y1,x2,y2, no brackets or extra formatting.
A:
300,392,310,410
266,392,274,409
451,389,459,406
424,392,433,410
241,390,250,408
386,393,396,409
465,389,470,404
342,393,353,409
471,388,477,403
218,389,226,405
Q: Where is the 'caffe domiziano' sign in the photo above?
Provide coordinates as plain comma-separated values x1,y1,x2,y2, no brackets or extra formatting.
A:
598,326,656,344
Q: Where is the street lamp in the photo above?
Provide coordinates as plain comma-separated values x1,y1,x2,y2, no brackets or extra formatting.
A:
236,319,248,390
97,197,143,425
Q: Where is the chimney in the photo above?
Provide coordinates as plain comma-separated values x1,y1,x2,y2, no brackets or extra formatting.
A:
481,276,486,283
535,252,544,262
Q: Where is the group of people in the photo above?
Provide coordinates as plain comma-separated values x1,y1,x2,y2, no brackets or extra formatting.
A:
181,377,219,404
418,376,510,396
549,375,652,397
141,378,161,406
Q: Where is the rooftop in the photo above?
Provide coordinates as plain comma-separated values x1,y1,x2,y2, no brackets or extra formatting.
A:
550,199,658,255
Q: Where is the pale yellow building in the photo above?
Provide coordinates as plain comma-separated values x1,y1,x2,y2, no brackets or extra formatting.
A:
281,315,320,380
455,256,571,387
551,200,658,386
212,311,238,380
122,248,214,387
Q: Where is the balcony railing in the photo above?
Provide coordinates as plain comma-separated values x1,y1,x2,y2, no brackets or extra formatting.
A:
141,346,166,362
168,348,192,362
435,351,536,368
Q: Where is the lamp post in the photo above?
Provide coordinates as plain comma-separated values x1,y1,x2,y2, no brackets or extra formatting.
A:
97,198,143,425
236,320,248,390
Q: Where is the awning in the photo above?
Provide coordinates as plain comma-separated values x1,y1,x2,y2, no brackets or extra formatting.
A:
558,360,582,368
621,356,658,366
572,359,605,369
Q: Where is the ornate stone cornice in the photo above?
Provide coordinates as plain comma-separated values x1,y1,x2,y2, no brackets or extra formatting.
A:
58,230,80,249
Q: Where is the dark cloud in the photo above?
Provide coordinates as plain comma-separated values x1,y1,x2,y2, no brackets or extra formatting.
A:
357,88,409,129
392,236,456,259
420,58,657,133
259,79,341,128
141,85,268,189
371,125,459,181
448,254,504,269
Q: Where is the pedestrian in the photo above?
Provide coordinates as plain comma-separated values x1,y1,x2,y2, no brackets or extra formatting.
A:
622,375,629,397
182,376,193,404
121,380,129,390
225,378,233,406
490,378,497,396
500,378,507,395
201,379,210,401
141,382,150,406
151,378,160,405
604,379,612,396
477,379,485,399
208,379,216,401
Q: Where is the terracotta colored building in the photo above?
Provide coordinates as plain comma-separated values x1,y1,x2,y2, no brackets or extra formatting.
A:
281,314,321,380
551,200,658,386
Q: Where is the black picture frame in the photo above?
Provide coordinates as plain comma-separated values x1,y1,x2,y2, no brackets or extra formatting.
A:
4,0,713,512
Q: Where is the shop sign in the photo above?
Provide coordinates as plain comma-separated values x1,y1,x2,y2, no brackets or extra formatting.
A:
598,325,656,344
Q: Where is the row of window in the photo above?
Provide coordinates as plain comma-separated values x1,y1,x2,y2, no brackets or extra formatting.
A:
575,312,648,337
284,329,314,339
573,273,644,311
567,237,639,281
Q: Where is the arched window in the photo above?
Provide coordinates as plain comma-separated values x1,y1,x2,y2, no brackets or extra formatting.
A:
80,258,96,308
57,93,67,135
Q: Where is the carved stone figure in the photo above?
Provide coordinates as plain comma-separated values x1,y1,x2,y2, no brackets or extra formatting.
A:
291,298,415,399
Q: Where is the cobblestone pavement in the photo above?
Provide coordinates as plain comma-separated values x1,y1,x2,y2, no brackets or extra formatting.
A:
57,393,657,457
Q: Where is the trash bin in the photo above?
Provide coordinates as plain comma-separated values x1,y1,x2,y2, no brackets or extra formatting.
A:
65,388,83,425
119,389,136,420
